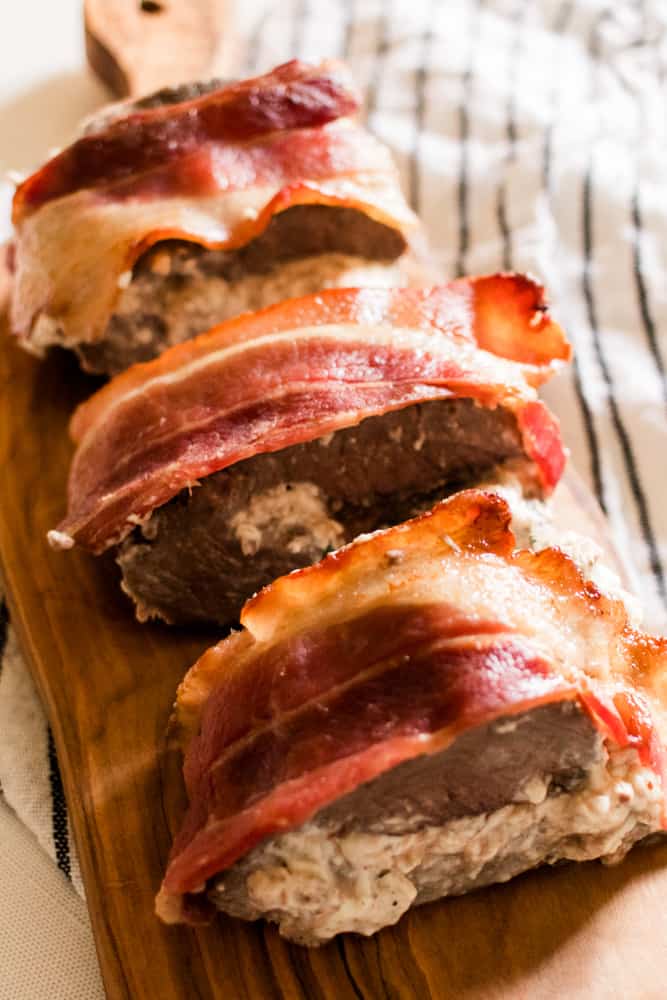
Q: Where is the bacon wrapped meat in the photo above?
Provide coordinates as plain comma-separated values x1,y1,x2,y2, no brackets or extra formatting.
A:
10,61,422,374
156,488,667,943
49,276,570,624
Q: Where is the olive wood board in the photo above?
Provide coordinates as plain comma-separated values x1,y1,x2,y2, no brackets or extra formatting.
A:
1,321,667,1000
84,0,236,100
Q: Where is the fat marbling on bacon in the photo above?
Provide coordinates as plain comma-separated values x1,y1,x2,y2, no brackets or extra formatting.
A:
10,60,424,373
48,276,570,623
155,488,667,942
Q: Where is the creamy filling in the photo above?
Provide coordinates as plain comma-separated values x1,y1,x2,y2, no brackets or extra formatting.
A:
210,744,662,944
230,482,345,557
225,470,638,616
112,252,403,352
115,464,637,625
29,253,403,360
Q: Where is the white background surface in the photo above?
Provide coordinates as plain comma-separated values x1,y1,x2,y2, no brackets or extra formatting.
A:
0,2,108,237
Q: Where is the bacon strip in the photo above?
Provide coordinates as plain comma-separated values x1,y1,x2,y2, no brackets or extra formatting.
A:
13,61,360,217
157,489,667,920
52,277,570,553
10,60,419,350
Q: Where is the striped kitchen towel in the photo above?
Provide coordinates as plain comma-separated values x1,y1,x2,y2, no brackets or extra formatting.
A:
0,601,84,894
0,0,665,891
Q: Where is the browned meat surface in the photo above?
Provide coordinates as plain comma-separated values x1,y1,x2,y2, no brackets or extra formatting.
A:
207,705,661,944
118,398,530,625
315,701,597,834
210,701,648,943
77,205,407,375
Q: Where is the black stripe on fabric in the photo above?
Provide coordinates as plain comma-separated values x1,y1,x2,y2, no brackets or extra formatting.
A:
496,0,525,273
573,349,606,509
47,727,71,880
0,600,8,667
582,14,666,605
495,199,512,272
541,0,604,504
631,186,667,414
409,3,435,213
630,0,667,409
583,164,667,603
455,0,483,278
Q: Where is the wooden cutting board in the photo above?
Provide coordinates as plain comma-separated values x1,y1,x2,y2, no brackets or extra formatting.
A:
2,321,667,1000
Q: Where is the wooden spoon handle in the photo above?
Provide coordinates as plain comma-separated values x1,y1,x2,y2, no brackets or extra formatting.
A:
84,0,237,99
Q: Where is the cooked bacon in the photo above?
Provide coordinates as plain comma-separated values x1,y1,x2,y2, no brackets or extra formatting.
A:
51,277,570,553
10,60,418,350
156,489,667,919
13,61,360,217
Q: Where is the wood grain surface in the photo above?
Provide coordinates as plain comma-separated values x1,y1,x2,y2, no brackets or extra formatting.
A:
84,0,236,99
2,320,667,999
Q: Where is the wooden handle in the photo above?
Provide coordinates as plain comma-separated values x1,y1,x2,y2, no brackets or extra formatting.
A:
84,0,237,99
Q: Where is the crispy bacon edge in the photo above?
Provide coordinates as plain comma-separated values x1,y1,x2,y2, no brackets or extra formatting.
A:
50,276,571,553
155,489,667,924
10,60,421,349
12,60,362,219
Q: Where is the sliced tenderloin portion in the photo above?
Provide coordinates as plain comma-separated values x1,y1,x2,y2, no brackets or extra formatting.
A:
10,60,422,374
117,398,530,624
77,207,407,375
212,720,659,945
50,277,570,624
156,489,667,943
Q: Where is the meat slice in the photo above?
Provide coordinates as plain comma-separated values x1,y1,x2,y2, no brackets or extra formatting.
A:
76,205,407,375
10,60,421,373
155,489,667,942
212,709,660,945
49,277,570,624
117,398,528,624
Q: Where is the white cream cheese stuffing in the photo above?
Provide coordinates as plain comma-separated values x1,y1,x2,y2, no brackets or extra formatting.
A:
29,254,403,357
115,253,403,350
211,744,662,943
230,482,345,557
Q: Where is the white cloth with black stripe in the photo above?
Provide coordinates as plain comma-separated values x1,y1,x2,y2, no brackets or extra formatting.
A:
0,0,666,989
